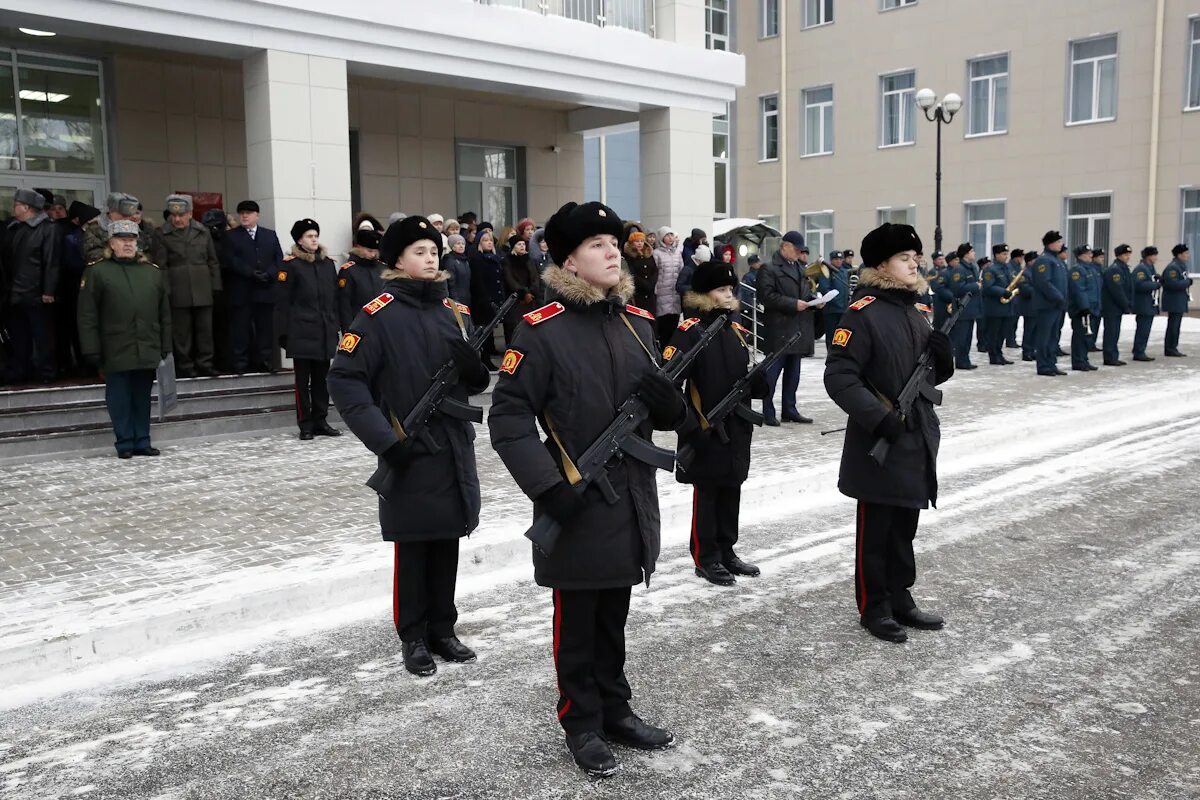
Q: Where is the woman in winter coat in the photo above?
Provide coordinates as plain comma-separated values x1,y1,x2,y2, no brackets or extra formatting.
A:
667,260,769,586
328,216,491,677
823,222,955,645
469,229,505,363
623,230,658,314
529,228,553,276
652,227,684,343
441,233,472,307
502,234,541,343
275,218,341,440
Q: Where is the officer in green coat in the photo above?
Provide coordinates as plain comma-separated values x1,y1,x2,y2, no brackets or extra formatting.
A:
159,194,222,377
77,220,172,459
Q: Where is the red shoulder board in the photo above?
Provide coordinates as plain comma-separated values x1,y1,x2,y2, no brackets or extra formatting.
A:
362,292,395,315
915,303,931,313
523,302,565,326
732,321,750,335
848,296,877,311
625,304,654,321
678,317,700,331
339,260,355,271
443,298,471,315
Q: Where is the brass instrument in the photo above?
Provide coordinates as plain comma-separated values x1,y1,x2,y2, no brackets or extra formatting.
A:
998,265,1026,304
848,267,860,295
804,260,828,294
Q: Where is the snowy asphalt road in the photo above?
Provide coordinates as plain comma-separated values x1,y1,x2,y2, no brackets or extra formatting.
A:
3,367,1199,797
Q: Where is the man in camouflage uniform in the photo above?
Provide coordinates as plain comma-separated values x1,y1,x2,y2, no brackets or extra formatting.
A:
159,194,221,377
84,192,150,263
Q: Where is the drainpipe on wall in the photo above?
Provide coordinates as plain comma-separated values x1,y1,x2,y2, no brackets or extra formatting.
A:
1146,0,1166,243
779,0,788,229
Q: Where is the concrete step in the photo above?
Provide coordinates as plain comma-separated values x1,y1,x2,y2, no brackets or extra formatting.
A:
0,370,295,411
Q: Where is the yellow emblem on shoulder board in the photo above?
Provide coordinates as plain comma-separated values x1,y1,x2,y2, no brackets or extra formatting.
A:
831,328,853,347
362,292,395,315
678,317,700,331
337,332,361,354
848,296,876,311
662,345,678,361
499,349,524,375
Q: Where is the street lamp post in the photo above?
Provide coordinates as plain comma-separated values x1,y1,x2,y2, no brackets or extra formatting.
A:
915,88,962,255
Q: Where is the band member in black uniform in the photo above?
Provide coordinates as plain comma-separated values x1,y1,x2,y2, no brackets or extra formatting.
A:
667,260,769,586
488,201,685,777
824,222,955,644
328,216,491,677
336,227,386,331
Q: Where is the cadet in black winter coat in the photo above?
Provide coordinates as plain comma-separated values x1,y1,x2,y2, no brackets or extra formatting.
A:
488,201,684,778
824,222,955,645
336,229,386,331
667,262,770,587
276,218,341,439
328,215,490,678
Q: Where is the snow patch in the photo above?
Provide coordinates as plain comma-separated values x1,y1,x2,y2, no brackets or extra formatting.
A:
966,642,1034,676
1111,702,1149,715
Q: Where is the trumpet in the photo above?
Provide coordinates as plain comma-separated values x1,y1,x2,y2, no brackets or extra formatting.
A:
998,266,1026,304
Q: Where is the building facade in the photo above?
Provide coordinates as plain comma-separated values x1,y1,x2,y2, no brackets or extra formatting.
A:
733,0,1200,258
0,0,743,256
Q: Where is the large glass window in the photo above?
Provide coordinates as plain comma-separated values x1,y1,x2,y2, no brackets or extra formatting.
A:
965,201,1006,255
803,86,833,156
1064,194,1112,253
1181,189,1200,257
579,132,641,221
880,71,916,147
714,110,730,218
877,206,915,226
456,143,519,230
761,94,779,160
804,0,833,28
967,55,1008,136
761,0,779,38
706,0,729,51
0,63,17,171
1188,19,1200,110
1069,35,1118,124
801,212,834,260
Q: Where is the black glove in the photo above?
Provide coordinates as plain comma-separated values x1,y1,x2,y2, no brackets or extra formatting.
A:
638,370,686,427
253,270,269,283
448,337,489,386
927,329,953,375
382,439,415,470
278,335,287,349
536,482,586,525
1002,290,1013,300
874,410,905,443
749,370,771,400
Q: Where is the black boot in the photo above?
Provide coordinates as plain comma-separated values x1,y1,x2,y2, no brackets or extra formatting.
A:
402,639,437,677
782,411,813,424
565,732,618,777
895,607,945,630
313,423,342,437
695,561,736,586
723,554,761,577
1133,354,1155,362
603,714,675,750
860,616,907,643
429,635,477,663
763,416,781,427
132,447,161,456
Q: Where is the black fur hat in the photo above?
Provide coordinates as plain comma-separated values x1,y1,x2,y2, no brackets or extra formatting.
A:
860,223,923,268
691,260,739,294
380,215,442,267
543,201,623,267
290,218,319,242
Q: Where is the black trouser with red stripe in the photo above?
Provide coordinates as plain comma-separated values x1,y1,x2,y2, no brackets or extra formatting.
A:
689,484,741,567
293,358,330,433
854,501,919,622
393,539,460,643
552,587,633,735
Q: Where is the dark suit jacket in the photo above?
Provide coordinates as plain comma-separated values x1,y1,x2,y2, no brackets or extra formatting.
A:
224,225,284,305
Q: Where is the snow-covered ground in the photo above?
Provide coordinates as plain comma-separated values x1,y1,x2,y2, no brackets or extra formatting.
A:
1,317,1198,798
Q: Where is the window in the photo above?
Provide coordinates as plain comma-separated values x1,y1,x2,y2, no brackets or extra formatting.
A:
880,71,916,146
1064,194,1112,254
1069,35,1118,124
457,143,520,230
801,212,834,260
881,0,916,9
761,0,779,37
967,55,1008,136
1182,189,1200,257
1188,19,1200,110
580,132,640,221
0,51,106,176
876,206,916,226
803,0,833,28
760,94,779,161
965,201,1006,255
714,109,730,218
705,0,729,51
802,86,833,156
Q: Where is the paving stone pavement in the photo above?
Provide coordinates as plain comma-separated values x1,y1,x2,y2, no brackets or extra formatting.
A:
1,318,1196,683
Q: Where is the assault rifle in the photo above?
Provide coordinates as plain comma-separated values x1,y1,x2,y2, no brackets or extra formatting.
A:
676,328,804,472
367,292,518,496
525,313,731,556
865,292,973,467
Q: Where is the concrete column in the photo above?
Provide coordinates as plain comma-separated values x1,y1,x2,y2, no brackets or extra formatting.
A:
638,107,713,238
243,50,352,258
654,0,705,48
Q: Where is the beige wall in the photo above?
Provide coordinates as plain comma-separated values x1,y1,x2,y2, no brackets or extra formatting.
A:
347,76,584,224
735,0,1200,253
108,48,584,227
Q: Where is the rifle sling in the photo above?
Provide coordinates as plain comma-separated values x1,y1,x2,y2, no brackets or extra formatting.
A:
619,313,657,366
544,413,584,486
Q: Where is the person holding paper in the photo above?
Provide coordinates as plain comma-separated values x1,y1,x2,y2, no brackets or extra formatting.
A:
757,231,825,425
